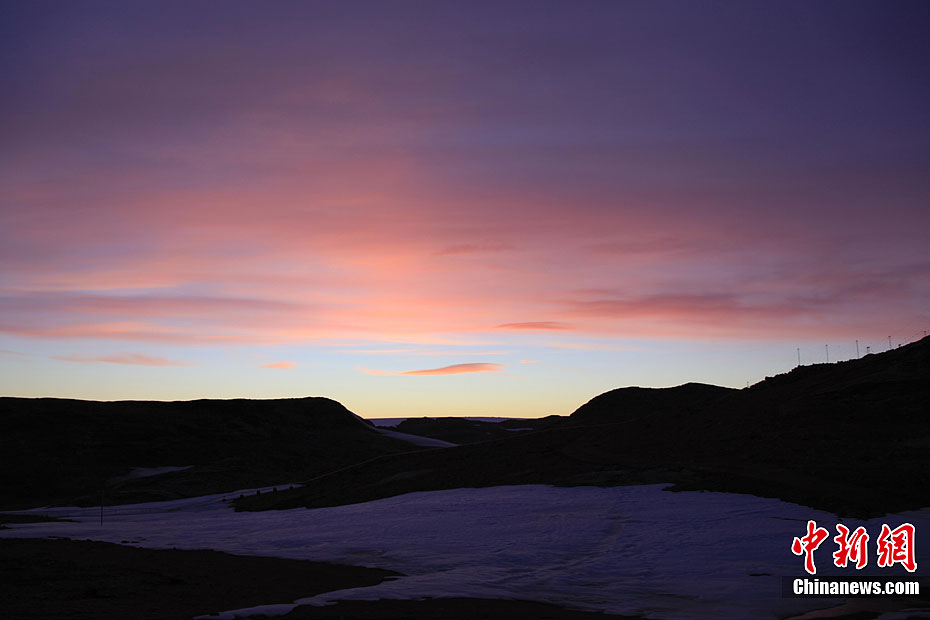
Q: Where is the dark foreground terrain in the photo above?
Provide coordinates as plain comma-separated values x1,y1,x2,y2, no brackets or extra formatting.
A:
0,537,397,620
0,538,641,620
3,537,925,620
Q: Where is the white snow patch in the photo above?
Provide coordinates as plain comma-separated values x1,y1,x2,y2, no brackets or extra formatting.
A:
374,427,457,447
2,485,927,620
108,465,192,485
355,413,454,446
195,603,297,619
367,417,407,427
872,612,930,620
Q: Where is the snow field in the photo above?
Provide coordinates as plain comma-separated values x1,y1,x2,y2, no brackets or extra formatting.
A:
2,484,928,620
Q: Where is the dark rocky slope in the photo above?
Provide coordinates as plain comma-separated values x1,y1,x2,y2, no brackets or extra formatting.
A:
0,397,417,509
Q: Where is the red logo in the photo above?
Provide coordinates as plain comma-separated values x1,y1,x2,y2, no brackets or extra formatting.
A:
792,521,917,574
877,523,917,572
833,524,869,569
792,520,830,575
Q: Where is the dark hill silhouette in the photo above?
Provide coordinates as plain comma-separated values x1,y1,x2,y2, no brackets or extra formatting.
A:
565,382,735,425
239,337,930,517
0,397,417,509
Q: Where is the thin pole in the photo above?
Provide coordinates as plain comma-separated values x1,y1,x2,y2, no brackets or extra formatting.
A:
825,344,829,364
889,336,892,350
797,348,800,367
856,340,859,358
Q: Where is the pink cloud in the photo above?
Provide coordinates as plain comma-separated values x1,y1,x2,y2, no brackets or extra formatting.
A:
3,322,250,344
261,361,296,369
0,349,29,357
0,292,305,319
497,322,573,331
53,353,191,366
566,293,789,320
401,363,503,376
359,363,504,376
434,243,516,256
551,286,917,340
340,347,508,356
541,341,640,351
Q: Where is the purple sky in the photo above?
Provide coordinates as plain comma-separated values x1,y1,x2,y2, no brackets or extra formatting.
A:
2,1,928,416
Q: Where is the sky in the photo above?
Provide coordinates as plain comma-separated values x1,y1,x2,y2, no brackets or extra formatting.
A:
2,1,928,418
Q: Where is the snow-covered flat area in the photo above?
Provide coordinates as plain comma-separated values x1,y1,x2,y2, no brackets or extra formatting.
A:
2,484,928,620
373,426,457,447
107,465,193,485
366,417,409,427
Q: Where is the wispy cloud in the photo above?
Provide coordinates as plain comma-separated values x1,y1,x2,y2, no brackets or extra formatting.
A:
566,293,792,320
0,349,30,357
341,348,508,356
497,322,573,331
520,359,538,363
434,243,515,256
541,341,640,351
358,362,504,376
6,322,246,344
53,353,192,366
260,361,296,369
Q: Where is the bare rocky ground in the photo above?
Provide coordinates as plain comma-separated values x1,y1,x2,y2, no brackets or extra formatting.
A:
0,396,415,510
